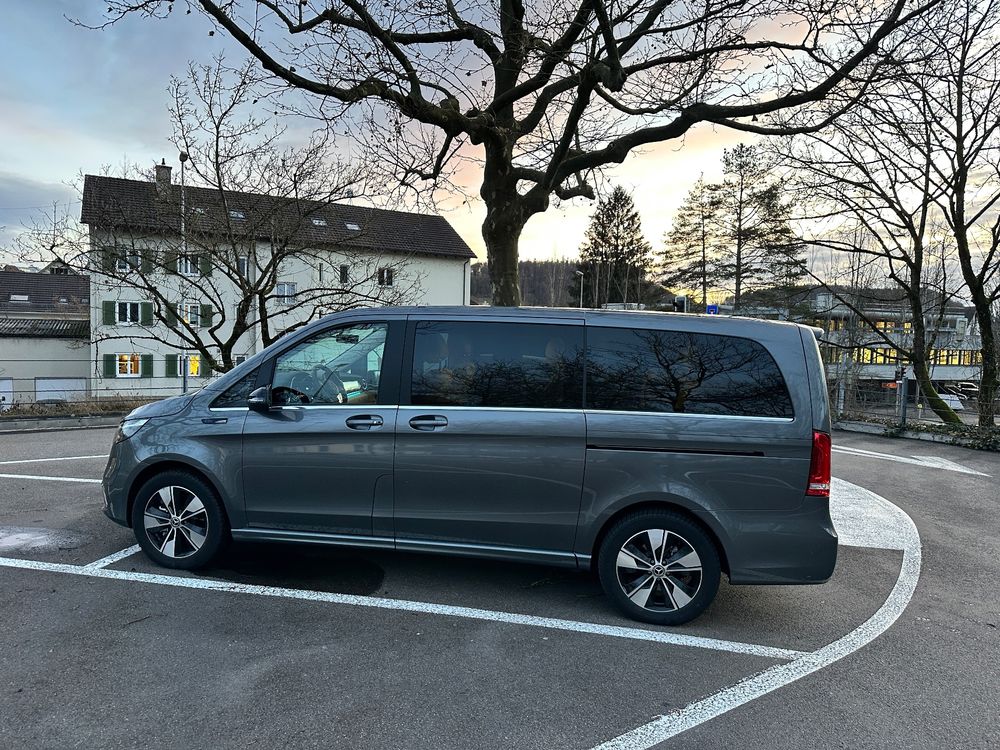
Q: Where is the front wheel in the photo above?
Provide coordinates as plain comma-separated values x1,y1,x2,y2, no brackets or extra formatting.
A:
131,470,228,570
597,510,721,626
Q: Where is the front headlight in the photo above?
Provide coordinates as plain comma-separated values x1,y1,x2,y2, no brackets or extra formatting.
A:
116,417,149,442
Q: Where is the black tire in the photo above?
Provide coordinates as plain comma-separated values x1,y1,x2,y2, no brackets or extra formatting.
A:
131,470,229,570
597,509,721,626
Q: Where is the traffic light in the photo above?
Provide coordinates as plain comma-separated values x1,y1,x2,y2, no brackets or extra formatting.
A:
672,295,688,313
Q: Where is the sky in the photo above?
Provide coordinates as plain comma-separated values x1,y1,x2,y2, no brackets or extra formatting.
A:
0,1,747,264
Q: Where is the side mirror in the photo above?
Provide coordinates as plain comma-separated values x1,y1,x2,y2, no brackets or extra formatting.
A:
248,385,271,413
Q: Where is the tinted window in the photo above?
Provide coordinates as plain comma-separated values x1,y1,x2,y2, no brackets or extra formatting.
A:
272,322,387,405
586,327,794,418
211,367,259,408
410,321,583,409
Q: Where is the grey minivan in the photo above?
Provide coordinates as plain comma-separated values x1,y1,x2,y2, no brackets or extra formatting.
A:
102,307,836,625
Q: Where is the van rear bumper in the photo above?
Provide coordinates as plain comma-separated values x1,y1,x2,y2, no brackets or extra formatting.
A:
713,499,839,585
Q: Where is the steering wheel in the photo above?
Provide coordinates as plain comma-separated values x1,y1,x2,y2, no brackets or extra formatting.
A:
312,364,350,404
271,385,311,405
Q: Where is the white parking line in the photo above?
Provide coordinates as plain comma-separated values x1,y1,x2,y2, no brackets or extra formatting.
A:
832,445,989,476
0,553,807,661
0,455,106,465
81,544,141,570
0,473,101,484
589,478,922,750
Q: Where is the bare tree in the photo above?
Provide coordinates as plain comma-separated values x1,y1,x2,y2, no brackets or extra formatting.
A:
90,0,939,306
771,94,963,423
17,59,420,373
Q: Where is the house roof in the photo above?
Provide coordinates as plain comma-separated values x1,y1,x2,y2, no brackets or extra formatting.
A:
0,317,90,339
0,270,90,317
80,174,475,260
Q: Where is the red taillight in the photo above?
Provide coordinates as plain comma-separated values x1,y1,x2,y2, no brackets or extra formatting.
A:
807,431,831,497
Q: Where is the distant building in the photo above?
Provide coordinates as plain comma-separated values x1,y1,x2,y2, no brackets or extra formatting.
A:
0,270,90,409
79,166,475,399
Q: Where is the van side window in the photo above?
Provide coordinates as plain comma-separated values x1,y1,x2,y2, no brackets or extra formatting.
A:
410,321,583,409
211,367,259,409
586,327,794,418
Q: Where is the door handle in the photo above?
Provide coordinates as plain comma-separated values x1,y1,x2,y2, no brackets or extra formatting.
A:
408,414,448,431
345,415,384,430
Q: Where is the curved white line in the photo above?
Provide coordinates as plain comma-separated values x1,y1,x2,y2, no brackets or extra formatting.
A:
590,478,922,750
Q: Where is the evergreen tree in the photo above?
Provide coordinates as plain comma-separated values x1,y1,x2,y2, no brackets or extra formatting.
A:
569,186,654,308
662,177,723,308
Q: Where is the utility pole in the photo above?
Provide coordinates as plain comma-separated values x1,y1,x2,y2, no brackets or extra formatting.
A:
575,270,585,308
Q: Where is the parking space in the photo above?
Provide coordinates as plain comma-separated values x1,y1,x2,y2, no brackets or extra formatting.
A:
2,426,983,749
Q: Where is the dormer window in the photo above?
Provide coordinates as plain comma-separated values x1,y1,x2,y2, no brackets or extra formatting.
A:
229,209,245,220
9,294,29,303
344,222,360,231
192,206,206,215
311,217,328,226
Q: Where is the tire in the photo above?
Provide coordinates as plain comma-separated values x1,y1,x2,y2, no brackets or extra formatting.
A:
131,470,228,570
597,509,721,626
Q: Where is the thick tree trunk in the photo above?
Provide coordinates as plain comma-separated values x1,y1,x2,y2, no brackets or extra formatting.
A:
482,209,524,306
974,310,998,426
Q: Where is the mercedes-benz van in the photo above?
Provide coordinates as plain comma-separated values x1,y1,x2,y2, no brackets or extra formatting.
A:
102,307,836,625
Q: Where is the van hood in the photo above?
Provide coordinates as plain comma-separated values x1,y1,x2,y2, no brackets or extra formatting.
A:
126,393,195,420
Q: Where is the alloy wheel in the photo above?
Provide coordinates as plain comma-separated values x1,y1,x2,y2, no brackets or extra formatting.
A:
615,529,703,612
142,486,209,559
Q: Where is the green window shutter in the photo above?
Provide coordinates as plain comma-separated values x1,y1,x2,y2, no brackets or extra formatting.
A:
140,302,153,326
199,255,213,277
165,353,178,378
203,358,213,378
165,302,178,325
200,304,214,328
103,353,117,379
140,354,154,379
101,248,115,272
164,250,178,274
102,300,116,325
141,248,155,274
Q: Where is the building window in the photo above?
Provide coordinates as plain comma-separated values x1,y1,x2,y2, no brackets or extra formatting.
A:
52,267,69,275
234,355,248,366
378,268,394,287
117,302,140,324
187,354,201,377
276,282,297,305
345,222,360,231
339,265,350,284
237,256,249,278
177,254,199,276
115,249,140,273
312,217,328,226
229,209,245,220
117,354,141,378
9,294,29,303
180,301,201,327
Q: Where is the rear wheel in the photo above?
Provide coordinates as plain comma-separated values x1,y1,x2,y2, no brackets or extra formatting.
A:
597,510,721,626
131,470,228,570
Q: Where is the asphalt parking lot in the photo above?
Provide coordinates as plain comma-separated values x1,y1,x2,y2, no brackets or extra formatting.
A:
0,427,997,749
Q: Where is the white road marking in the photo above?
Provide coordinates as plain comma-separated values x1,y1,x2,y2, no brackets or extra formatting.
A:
590,478,921,750
0,553,807,661
833,445,989,477
0,455,106,466
0,473,101,484
82,544,141,570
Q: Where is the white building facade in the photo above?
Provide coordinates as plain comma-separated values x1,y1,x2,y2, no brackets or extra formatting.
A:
81,170,474,399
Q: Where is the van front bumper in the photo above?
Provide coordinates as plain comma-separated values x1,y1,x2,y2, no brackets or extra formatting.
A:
716,498,839,585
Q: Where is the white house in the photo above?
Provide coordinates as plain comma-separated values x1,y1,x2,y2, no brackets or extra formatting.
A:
80,165,474,399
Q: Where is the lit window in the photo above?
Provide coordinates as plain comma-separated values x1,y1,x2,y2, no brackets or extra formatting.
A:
177,254,199,276
276,282,297,305
345,222,360,231
377,268,394,287
180,302,201,327
188,354,201,376
117,302,140,324
117,353,141,378
312,217,328,226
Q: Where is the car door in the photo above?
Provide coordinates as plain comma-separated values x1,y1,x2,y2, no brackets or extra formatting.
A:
241,318,403,537
392,316,587,563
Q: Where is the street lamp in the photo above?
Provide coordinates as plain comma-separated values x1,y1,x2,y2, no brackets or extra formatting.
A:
574,269,585,309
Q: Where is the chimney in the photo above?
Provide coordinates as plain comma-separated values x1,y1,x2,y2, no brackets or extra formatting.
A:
155,159,172,197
